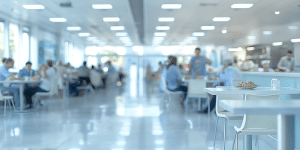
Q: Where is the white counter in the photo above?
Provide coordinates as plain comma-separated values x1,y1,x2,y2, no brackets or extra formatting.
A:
241,72,300,78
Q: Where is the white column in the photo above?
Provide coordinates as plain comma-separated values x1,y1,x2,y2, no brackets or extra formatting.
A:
3,20,9,58
30,26,39,70
294,43,300,72
18,24,23,69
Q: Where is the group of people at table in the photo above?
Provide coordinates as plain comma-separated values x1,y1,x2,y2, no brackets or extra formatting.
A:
0,57,124,110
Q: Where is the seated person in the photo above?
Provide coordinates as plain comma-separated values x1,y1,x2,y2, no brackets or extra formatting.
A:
0,58,21,108
262,63,274,72
200,60,241,113
185,71,204,80
19,61,35,78
166,56,188,106
69,70,80,96
24,60,57,108
239,58,254,71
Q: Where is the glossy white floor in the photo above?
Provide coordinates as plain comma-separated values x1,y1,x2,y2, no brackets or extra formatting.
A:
0,79,276,150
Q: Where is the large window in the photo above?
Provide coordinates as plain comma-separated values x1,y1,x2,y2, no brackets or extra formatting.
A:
0,22,4,62
22,32,29,68
9,23,19,69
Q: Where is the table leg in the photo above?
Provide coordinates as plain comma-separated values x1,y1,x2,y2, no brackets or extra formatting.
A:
243,135,252,150
278,115,295,150
19,83,24,111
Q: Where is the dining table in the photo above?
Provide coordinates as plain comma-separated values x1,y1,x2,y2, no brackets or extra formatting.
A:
204,86,300,150
0,80,41,112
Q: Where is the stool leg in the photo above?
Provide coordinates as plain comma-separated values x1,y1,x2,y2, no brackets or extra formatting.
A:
10,99,16,110
213,116,219,149
232,131,237,150
223,119,227,150
4,100,6,116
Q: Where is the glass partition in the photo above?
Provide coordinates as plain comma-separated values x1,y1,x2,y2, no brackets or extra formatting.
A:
9,23,19,69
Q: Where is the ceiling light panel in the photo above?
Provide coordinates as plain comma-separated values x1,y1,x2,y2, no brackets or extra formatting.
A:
154,32,167,36
275,11,280,15
110,26,125,30
228,47,242,51
192,32,205,36
49,18,67,22
291,38,300,43
263,31,272,35
201,26,215,30
213,17,230,22
272,42,283,46
222,30,227,34
103,17,120,22
116,32,128,36
288,26,298,30
161,4,182,9
156,26,170,30
23,5,45,9
231,4,253,9
78,33,90,37
66,27,81,31
158,17,175,22
92,4,112,9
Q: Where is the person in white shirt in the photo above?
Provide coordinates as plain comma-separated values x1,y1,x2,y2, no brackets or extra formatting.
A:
262,63,274,72
239,58,255,71
277,50,294,72
24,60,57,109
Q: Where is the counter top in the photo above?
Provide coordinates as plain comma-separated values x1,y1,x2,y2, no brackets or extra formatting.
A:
241,72,300,78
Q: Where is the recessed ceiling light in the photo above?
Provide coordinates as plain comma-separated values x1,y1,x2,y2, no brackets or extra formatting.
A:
156,26,170,30
158,17,175,22
110,26,125,30
275,11,280,15
78,33,90,37
23,5,45,9
192,32,205,36
291,38,300,43
213,17,230,22
49,18,67,22
154,32,167,36
288,26,298,30
272,42,283,46
228,47,242,51
66,26,81,31
231,4,253,9
116,32,128,36
161,4,182,9
103,17,120,22
263,31,272,35
87,37,97,41
222,30,227,34
92,4,112,9
247,47,255,51
201,26,215,30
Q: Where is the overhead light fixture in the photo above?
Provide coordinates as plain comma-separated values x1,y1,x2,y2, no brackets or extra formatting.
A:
154,32,167,36
161,4,182,9
158,17,175,22
275,11,280,15
66,26,81,31
87,37,97,41
213,17,230,22
78,33,90,37
247,36,256,39
23,5,45,9
201,26,215,30
272,42,283,46
263,31,272,35
291,38,300,43
222,30,227,34
228,47,243,51
247,47,255,51
156,26,170,30
49,18,67,22
92,4,112,9
192,32,205,36
231,4,253,9
103,17,120,22
110,26,125,30
288,26,298,30
116,32,128,36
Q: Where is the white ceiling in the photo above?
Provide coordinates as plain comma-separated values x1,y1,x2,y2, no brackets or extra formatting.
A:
0,0,299,48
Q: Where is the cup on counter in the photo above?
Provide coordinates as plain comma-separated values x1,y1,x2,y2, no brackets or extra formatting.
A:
271,78,280,90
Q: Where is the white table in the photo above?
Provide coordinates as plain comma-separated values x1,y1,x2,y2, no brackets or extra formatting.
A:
219,100,300,150
204,87,300,150
0,80,41,112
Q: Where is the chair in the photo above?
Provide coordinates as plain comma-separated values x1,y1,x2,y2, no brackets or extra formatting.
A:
213,86,244,150
161,77,183,108
231,94,279,150
77,85,95,96
186,79,208,112
0,90,16,115
34,78,59,106
231,79,242,87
